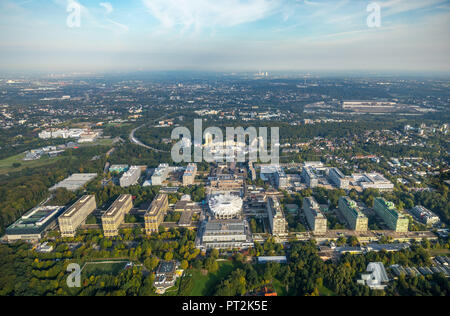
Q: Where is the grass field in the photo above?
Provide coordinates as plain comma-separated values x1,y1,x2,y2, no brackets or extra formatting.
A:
0,153,65,174
187,261,236,296
82,261,128,279
318,285,336,296
0,138,113,175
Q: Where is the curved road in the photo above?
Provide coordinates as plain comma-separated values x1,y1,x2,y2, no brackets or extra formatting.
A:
129,116,170,153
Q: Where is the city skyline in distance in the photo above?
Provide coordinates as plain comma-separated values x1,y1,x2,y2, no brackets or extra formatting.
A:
0,0,449,73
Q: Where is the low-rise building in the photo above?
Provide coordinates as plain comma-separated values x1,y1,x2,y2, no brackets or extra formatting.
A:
357,262,389,290
257,256,288,264
109,165,129,173
101,194,133,237
50,173,98,192
410,205,440,226
352,173,394,191
274,166,289,189
174,199,202,213
154,261,179,294
197,219,253,250
6,206,65,241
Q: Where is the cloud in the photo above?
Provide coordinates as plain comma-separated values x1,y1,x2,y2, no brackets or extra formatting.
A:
100,2,113,14
380,0,447,16
141,0,279,32
106,19,129,32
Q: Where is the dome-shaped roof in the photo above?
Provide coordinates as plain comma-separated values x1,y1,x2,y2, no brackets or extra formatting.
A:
208,194,243,218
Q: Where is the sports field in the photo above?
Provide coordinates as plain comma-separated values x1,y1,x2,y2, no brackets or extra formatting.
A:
81,261,129,278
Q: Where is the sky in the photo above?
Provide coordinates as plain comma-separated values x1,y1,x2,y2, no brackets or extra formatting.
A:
0,0,449,73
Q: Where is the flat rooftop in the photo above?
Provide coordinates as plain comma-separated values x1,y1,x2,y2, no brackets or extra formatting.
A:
6,206,64,235
304,197,325,218
157,261,176,275
50,173,98,191
146,194,167,216
61,195,96,218
178,211,193,227
204,219,246,233
174,200,201,212
103,194,132,218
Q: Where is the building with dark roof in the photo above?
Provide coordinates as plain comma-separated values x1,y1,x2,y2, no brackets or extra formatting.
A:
6,206,65,241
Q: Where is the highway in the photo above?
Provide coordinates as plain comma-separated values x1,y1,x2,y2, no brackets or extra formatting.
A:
129,116,170,153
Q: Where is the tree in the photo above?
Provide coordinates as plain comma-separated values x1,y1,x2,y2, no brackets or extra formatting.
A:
210,249,219,259
164,252,174,261
180,260,189,270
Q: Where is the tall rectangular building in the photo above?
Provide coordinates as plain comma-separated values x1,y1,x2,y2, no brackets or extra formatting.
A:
339,196,368,231
151,164,170,186
302,196,327,234
329,168,350,189
101,194,133,237
275,167,289,189
58,195,97,237
183,163,197,186
373,198,409,232
302,167,319,188
144,194,169,234
266,197,288,237
120,166,141,187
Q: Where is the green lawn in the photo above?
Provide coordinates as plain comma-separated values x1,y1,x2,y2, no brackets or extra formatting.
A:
0,153,65,174
0,138,112,174
318,285,336,296
186,261,236,296
82,261,128,279
79,138,115,147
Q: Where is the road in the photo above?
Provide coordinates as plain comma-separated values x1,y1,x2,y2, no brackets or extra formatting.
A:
129,115,170,153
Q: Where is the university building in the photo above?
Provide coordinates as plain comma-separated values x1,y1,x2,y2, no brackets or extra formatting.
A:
144,194,169,234
373,198,409,233
339,196,368,232
58,195,97,237
266,197,288,237
182,163,197,186
302,196,327,234
101,194,133,237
